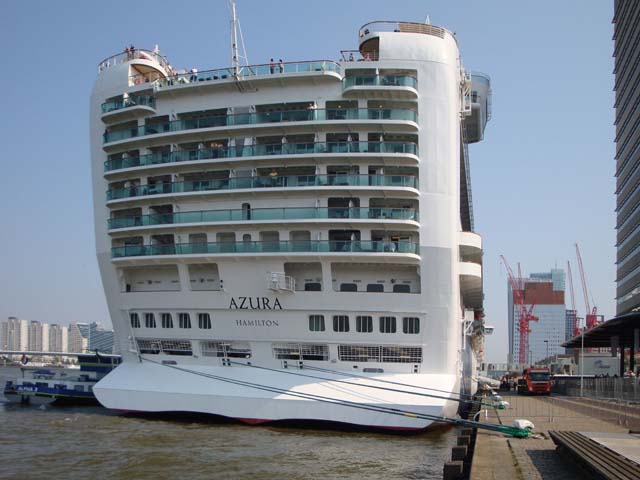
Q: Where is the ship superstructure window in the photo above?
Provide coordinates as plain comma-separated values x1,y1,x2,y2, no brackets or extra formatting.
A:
130,313,140,328
272,343,329,361
178,313,192,329
338,345,422,363
393,284,411,293
201,341,251,358
161,313,173,329
136,339,193,356
333,315,350,332
309,315,325,331
198,313,212,329
356,316,373,333
366,284,384,292
340,283,358,292
144,313,156,328
379,316,396,333
403,317,420,334
305,282,322,291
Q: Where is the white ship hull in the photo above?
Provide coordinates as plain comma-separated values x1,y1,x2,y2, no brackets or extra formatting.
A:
95,362,459,430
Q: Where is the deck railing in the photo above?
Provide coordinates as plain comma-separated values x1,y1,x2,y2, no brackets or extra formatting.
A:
112,240,420,258
101,95,156,114
104,141,418,172
108,207,419,229
343,75,417,89
106,174,418,201
103,108,418,143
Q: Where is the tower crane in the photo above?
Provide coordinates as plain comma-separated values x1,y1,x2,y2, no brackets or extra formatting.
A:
500,255,538,364
575,243,602,330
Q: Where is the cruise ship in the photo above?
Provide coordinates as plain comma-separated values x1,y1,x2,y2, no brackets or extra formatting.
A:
90,18,491,430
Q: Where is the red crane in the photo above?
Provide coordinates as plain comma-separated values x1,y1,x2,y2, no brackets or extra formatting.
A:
501,255,538,364
575,243,601,329
566,260,581,336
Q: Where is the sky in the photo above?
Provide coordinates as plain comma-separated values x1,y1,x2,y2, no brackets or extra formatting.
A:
0,1,615,362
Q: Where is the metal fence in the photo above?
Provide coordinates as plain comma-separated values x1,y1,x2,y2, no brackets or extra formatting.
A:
554,376,640,402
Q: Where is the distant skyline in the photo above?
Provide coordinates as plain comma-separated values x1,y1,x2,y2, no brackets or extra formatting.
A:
0,1,615,362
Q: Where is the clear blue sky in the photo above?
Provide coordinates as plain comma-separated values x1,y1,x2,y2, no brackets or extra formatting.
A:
0,1,615,362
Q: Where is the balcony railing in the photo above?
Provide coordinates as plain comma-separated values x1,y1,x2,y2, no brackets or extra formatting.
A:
104,141,418,172
101,95,156,114
343,75,417,89
103,108,418,143
148,60,342,88
108,207,419,229
106,174,418,201
111,240,420,258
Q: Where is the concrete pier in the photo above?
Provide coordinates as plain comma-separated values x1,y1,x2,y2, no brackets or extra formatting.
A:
469,393,634,479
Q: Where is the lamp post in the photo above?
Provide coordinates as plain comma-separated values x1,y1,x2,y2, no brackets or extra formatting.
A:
529,349,533,366
544,340,549,365
580,326,585,397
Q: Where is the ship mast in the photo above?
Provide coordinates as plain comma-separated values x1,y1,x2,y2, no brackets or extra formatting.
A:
228,0,248,78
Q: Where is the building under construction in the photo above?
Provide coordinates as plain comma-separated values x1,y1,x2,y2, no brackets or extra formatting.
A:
508,268,567,364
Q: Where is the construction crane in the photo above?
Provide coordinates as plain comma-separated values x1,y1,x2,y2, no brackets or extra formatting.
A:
566,260,581,337
500,255,538,364
575,243,602,330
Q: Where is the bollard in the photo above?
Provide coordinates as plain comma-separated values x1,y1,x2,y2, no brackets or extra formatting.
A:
443,461,464,480
457,435,471,446
451,445,468,461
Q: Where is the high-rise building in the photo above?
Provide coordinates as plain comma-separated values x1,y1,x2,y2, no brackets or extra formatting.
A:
508,268,567,364
27,320,50,352
68,322,89,353
614,1,640,314
89,322,115,353
0,317,29,351
49,324,69,352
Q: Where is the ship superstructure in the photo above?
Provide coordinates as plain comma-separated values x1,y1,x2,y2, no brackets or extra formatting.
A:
90,20,491,429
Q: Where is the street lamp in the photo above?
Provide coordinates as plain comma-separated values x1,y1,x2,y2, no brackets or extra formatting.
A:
544,340,549,364
580,326,585,397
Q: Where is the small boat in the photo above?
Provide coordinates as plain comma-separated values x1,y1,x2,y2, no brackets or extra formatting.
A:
3,354,120,406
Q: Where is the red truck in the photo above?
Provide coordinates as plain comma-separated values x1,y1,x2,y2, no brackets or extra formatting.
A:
517,367,551,395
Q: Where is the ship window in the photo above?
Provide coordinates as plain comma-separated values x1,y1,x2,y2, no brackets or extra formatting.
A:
366,284,384,292
161,340,192,356
144,313,156,328
393,284,411,293
201,341,251,358
161,313,173,328
309,315,325,331
340,283,358,292
356,316,373,333
305,282,322,291
137,339,161,354
338,345,380,362
74,385,85,392
381,346,422,363
130,313,140,328
198,313,212,329
403,317,420,334
379,316,396,333
272,343,329,361
333,315,350,332
178,313,192,329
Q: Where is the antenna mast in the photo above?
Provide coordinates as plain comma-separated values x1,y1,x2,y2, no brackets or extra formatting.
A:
228,0,248,78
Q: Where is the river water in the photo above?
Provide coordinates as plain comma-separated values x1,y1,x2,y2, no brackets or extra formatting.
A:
0,367,456,479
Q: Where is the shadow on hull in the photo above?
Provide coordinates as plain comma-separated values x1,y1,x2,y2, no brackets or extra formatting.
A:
118,410,454,435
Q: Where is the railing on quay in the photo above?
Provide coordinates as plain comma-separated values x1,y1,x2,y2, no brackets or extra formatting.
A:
101,95,156,114
103,108,418,143
142,60,342,88
559,376,640,402
106,174,419,201
108,207,419,229
343,75,417,89
111,240,420,258
104,141,418,172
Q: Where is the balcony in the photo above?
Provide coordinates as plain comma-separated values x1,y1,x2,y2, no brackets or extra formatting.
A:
102,108,419,146
108,207,419,230
104,141,419,173
343,75,418,99
111,240,420,259
101,96,156,123
106,174,419,202
149,60,342,90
